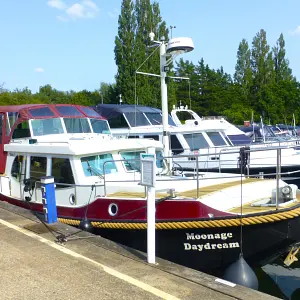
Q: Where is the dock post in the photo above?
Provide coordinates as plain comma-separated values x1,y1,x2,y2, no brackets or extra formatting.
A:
140,147,156,264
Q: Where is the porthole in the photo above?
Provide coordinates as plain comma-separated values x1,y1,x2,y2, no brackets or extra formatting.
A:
69,194,76,205
108,203,118,216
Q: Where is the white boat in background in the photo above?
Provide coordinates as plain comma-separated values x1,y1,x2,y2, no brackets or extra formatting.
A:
95,103,300,185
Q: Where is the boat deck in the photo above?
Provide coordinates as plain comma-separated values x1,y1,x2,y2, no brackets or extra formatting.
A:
107,178,260,199
108,178,300,215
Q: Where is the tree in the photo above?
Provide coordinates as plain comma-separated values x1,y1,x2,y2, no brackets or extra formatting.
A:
250,29,275,116
273,33,293,83
114,0,136,104
114,0,172,108
234,39,252,95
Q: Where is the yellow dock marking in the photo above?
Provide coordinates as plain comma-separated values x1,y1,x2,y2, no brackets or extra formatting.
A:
0,219,180,300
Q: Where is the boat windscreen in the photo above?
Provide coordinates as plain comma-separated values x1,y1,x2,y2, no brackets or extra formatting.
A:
90,119,111,134
56,106,83,116
29,107,55,117
31,118,64,136
124,112,151,127
81,154,117,176
206,132,227,146
64,118,91,133
145,112,162,125
227,134,251,145
183,133,209,150
80,107,101,118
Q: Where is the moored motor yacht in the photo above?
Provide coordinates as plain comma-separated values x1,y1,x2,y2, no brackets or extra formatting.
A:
95,103,300,186
0,104,300,275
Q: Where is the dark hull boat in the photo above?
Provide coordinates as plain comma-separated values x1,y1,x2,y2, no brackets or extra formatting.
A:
3,178,300,276
96,215,300,275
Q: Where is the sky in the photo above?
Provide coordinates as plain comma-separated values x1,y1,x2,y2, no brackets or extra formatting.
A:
0,0,300,93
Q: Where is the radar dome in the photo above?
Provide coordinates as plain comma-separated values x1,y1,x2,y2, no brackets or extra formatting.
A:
166,37,194,55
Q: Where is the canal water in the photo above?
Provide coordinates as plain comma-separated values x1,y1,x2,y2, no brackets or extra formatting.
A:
256,257,300,299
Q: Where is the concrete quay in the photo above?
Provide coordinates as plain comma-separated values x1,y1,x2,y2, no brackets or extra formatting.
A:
0,201,279,300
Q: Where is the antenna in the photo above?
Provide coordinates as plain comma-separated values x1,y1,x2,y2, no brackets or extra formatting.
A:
119,94,123,105
170,25,176,38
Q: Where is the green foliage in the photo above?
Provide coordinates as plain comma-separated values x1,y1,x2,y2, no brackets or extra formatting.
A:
114,0,175,108
1,17,300,127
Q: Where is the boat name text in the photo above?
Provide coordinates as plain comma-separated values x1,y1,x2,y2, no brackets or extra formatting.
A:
186,232,233,240
184,232,239,251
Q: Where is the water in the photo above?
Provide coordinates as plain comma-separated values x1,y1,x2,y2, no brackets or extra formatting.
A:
256,257,300,299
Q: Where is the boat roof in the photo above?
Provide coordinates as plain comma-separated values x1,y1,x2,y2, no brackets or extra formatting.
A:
5,137,162,156
95,104,162,118
0,104,105,119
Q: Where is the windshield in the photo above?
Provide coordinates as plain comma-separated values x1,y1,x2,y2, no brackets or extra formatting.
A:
183,133,209,150
124,112,150,127
64,118,91,133
81,154,117,176
31,118,64,136
206,132,227,146
90,119,111,134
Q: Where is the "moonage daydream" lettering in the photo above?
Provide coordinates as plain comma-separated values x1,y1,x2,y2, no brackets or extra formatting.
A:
183,232,240,251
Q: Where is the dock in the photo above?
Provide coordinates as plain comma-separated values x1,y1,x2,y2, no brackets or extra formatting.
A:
0,201,279,300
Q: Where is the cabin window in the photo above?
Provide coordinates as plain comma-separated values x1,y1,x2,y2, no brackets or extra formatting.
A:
6,112,18,136
120,151,143,171
156,151,164,169
11,155,24,179
52,158,74,187
120,150,163,171
64,118,91,133
30,107,55,117
145,113,162,125
170,135,184,154
128,135,140,139
108,115,129,128
56,106,83,116
90,119,111,134
124,112,150,127
31,118,64,136
81,154,117,177
183,133,209,150
175,111,195,124
80,107,101,118
30,157,47,182
206,132,227,146
222,133,232,146
12,121,31,139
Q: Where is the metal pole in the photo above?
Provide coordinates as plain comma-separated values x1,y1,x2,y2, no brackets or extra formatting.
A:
147,147,156,264
276,148,280,210
196,155,199,198
160,39,170,160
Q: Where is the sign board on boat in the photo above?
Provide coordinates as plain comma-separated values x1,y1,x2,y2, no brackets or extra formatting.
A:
140,153,156,187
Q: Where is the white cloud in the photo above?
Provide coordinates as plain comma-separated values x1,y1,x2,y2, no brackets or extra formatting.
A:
108,8,119,19
289,26,300,36
47,0,66,10
57,15,69,22
47,0,99,21
66,1,99,19
34,68,45,73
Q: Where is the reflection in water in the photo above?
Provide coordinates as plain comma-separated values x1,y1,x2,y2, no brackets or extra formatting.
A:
256,257,300,299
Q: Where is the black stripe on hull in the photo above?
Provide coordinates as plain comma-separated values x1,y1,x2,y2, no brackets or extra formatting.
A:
95,217,300,276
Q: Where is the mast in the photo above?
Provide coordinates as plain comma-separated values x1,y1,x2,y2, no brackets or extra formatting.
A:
159,38,170,158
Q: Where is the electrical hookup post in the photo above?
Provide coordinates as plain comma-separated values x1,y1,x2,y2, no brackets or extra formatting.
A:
41,176,58,224
140,147,156,264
